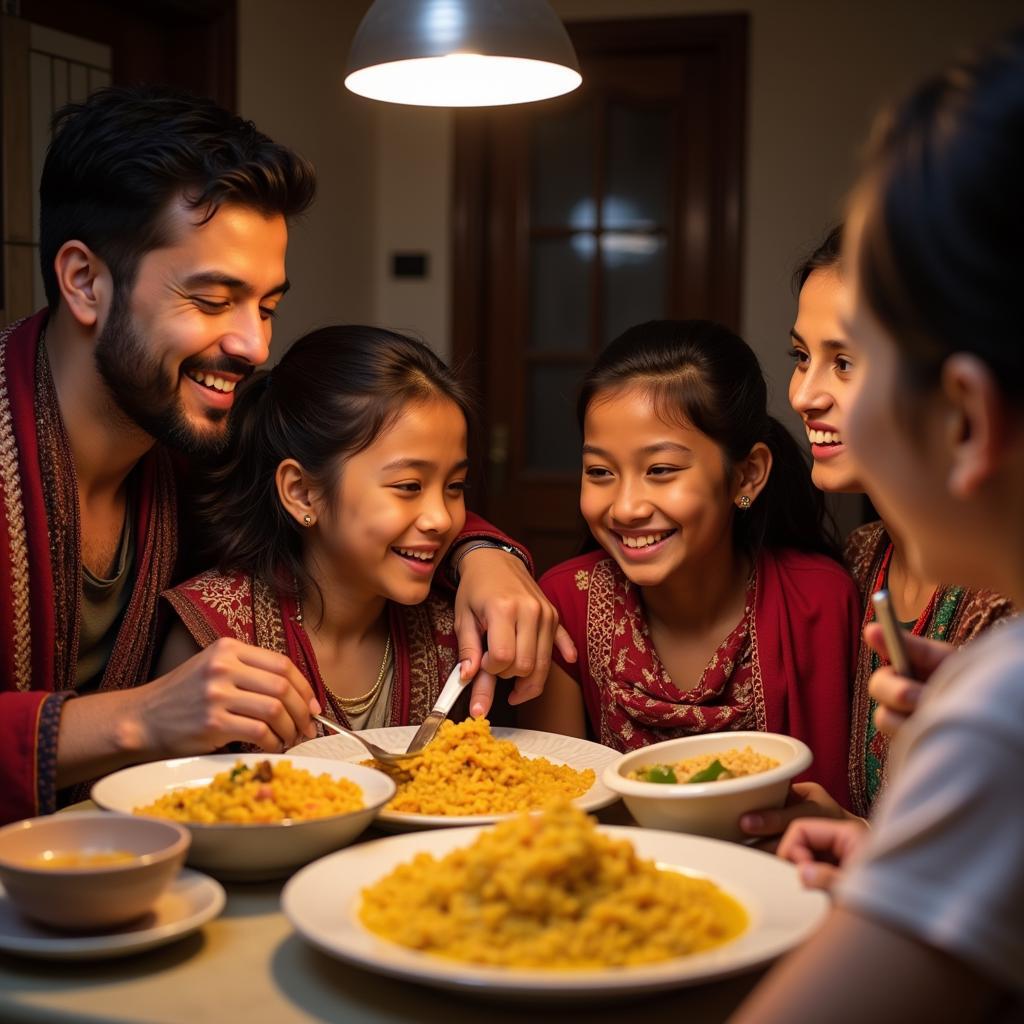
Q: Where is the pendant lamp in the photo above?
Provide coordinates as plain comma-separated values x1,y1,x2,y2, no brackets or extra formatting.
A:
344,0,582,107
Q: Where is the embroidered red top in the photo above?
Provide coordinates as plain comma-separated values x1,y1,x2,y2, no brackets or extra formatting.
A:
542,547,859,810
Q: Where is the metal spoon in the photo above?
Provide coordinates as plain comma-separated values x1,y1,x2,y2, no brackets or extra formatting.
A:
311,714,420,765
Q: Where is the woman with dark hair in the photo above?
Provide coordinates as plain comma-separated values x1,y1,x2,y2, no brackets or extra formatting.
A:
737,27,1024,1021
741,226,1013,834
520,319,860,809
156,325,478,729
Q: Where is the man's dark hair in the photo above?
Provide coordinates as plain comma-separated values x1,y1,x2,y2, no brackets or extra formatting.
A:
39,85,316,308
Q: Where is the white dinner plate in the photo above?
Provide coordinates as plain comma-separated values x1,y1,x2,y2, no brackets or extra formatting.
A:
0,869,225,961
283,825,828,1000
290,726,620,830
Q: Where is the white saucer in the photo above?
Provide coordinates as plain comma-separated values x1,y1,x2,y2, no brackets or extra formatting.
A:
0,868,225,961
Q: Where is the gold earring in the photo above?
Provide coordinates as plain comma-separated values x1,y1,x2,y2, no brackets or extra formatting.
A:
737,495,751,510
302,513,313,527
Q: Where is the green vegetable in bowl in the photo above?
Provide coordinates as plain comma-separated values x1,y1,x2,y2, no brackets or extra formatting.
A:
639,765,678,784
686,759,733,784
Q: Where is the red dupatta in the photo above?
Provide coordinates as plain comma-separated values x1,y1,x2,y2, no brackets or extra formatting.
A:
163,570,459,728
0,311,179,822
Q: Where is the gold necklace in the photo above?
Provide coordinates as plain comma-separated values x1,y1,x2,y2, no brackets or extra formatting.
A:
293,586,392,717
333,634,392,715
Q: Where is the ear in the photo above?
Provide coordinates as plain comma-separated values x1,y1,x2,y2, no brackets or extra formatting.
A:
940,354,1008,498
734,441,773,507
52,240,113,329
275,459,320,527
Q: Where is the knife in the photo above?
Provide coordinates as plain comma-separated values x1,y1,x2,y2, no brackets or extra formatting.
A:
404,664,473,754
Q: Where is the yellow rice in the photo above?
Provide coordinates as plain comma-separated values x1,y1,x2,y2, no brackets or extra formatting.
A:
629,745,780,783
368,718,594,816
359,803,747,968
135,759,363,824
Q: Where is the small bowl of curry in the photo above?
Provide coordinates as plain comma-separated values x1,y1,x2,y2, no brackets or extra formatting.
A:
0,811,189,930
603,732,812,841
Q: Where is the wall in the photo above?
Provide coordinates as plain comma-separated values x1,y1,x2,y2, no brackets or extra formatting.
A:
237,0,376,359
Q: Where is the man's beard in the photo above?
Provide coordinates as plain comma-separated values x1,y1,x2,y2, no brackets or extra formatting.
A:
94,291,246,459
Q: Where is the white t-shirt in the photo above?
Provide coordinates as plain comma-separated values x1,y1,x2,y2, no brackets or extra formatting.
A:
837,615,1024,999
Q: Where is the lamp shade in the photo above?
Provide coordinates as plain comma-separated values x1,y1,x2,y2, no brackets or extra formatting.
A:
345,0,582,107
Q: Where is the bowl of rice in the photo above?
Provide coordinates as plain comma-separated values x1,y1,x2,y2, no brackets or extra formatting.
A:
603,732,812,841
92,753,395,880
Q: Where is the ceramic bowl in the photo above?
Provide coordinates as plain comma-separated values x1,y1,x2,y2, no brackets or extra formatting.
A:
603,732,812,841
92,753,396,881
0,811,189,930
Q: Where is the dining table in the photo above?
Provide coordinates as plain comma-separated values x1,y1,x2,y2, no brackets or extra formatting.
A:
0,802,768,1024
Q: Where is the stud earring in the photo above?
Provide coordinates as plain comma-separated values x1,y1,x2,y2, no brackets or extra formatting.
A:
302,513,313,527
737,495,752,510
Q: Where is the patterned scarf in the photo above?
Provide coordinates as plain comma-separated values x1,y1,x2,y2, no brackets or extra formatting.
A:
585,558,763,752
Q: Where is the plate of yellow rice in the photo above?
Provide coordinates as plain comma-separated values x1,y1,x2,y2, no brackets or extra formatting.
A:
92,754,396,880
290,719,619,829
282,803,828,999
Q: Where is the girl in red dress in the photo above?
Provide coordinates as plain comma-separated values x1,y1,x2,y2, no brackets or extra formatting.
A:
520,319,859,809
156,325,499,731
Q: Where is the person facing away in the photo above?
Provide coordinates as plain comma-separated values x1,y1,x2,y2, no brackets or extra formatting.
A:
519,319,861,810
738,226,1014,844
0,85,567,827
158,325,474,730
737,25,1024,1023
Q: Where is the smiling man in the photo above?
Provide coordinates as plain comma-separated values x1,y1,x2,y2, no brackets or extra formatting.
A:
0,87,569,824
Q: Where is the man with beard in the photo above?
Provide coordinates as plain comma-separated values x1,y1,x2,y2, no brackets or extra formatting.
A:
0,87,570,824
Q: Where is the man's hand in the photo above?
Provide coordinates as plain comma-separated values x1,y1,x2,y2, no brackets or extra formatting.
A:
126,638,319,757
863,623,954,736
777,818,871,893
453,546,577,717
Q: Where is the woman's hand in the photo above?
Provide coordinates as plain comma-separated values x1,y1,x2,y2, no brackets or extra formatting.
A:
739,782,854,850
453,546,577,717
863,623,954,736
777,817,871,893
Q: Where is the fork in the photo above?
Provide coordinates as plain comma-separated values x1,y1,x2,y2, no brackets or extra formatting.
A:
311,714,420,765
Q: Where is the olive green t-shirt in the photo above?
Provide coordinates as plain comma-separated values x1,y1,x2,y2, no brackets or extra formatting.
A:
75,511,136,692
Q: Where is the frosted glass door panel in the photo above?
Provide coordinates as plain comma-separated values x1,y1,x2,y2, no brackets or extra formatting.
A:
529,235,594,353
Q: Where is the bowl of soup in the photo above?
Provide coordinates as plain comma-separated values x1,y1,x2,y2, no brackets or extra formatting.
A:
0,811,189,930
603,732,812,841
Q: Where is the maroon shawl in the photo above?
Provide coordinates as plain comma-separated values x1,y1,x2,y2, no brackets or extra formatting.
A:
0,312,178,823
543,547,858,810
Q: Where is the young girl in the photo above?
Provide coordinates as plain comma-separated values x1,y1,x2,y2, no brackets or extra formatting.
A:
157,325,480,729
520,319,860,808
786,226,1013,817
737,28,1024,1020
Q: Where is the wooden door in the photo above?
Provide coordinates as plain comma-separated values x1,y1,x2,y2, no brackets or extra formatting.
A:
453,15,747,573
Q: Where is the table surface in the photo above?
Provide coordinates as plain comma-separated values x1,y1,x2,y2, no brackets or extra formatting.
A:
0,805,766,1024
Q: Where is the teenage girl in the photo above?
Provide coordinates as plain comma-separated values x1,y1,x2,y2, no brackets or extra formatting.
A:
157,325,486,730
520,319,860,808
767,226,1012,824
